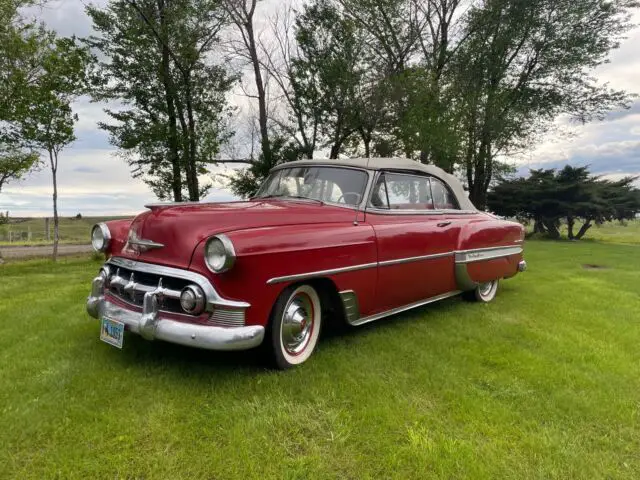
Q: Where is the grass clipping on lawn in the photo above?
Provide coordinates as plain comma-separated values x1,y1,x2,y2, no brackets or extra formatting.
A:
0,240,639,479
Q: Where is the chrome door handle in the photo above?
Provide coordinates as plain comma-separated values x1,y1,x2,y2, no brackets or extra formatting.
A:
437,221,452,228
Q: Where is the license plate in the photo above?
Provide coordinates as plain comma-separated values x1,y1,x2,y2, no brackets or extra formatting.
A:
100,317,125,349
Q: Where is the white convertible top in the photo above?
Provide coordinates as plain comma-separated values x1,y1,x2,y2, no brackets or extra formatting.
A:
271,158,477,211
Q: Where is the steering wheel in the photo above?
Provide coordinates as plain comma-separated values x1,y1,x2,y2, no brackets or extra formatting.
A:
336,192,363,205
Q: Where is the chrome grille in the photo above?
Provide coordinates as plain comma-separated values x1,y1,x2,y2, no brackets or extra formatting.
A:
106,265,190,315
208,309,246,328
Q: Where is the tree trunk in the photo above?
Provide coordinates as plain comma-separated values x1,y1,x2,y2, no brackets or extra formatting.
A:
567,216,575,240
329,142,342,159
50,149,59,262
543,218,560,239
158,0,182,202
185,72,199,201
245,19,272,167
533,217,546,233
575,219,593,240
360,128,372,159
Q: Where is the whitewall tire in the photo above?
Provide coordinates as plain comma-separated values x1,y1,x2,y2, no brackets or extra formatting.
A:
463,280,499,303
267,284,322,369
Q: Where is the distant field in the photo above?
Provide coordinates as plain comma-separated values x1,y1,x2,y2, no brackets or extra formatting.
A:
576,219,640,245
0,216,131,246
524,219,640,245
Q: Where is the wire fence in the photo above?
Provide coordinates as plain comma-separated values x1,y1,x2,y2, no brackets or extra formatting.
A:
0,215,115,244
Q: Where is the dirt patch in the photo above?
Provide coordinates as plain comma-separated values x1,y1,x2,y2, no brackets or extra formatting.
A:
582,264,610,270
0,244,92,259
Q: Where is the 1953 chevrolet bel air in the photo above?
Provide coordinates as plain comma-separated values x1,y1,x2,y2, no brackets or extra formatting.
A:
87,158,526,369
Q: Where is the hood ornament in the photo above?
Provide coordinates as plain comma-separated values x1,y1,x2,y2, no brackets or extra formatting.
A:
125,229,165,254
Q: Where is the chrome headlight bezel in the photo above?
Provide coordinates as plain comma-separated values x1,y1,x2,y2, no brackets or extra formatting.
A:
91,223,111,252
204,234,236,273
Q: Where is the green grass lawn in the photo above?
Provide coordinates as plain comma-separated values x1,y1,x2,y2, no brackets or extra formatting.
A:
0,216,131,246
1,240,639,479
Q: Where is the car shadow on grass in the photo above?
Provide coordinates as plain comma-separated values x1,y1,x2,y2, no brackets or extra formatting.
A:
102,292,474,375
110,333,267,374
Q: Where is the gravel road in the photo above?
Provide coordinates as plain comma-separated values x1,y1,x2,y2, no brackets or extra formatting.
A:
0,244,93,260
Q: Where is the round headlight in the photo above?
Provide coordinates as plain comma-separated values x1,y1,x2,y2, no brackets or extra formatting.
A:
204,235,236,273
91,223,111,252
180,285,205,315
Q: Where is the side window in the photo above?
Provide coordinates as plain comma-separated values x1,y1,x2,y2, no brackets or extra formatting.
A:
430,178,459,210
369,173,434,210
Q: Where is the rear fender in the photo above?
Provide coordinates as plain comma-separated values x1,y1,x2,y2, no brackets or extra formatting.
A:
455,218,524,291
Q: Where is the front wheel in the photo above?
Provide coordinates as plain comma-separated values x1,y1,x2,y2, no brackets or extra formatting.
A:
267,284,322,369
462,280,499,303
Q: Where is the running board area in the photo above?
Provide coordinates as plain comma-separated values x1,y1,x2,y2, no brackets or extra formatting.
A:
342,290,461,327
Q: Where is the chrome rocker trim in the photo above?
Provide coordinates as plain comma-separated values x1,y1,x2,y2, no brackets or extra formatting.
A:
342,290,461,327
87,260,261,351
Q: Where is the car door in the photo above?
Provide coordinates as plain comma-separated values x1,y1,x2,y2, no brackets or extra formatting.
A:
365,171,459,313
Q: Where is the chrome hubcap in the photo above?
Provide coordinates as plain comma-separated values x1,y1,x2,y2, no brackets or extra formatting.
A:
478,281,494,297
281,294,314,355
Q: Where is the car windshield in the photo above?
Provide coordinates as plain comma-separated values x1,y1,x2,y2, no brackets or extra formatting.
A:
255,166,368,206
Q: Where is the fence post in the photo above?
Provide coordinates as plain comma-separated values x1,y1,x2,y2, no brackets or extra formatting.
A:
45,217,50,242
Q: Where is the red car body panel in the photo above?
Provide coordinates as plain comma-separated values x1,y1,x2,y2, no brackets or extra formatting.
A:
96,160,525,338
103,204,524,329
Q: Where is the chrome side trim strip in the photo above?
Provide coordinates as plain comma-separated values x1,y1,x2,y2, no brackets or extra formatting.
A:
266,262,378,285
366,208,479,216
378,251,453,267
108,257,250,310
455,246,523,264
367,208,445,216
349,291,461,327
267,245,522,285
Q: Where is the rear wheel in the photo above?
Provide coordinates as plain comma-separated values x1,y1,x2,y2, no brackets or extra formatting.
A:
462,280,499,303
267,284,322,369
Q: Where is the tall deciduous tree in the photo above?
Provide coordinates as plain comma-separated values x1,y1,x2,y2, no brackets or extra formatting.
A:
86,0,234,201
17,36,90,261
222,0,273,167
456,0,637,208
0,0,42,195
292,0,369,159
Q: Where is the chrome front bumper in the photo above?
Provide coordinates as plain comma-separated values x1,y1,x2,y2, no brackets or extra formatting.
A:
86,267,264,351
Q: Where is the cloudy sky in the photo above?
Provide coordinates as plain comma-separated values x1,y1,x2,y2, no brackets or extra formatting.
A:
2,1,640,217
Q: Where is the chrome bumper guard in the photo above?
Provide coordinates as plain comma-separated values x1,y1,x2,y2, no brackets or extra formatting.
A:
86,262,264,351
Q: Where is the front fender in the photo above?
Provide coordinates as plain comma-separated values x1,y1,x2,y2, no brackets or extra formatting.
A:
189,223,378,327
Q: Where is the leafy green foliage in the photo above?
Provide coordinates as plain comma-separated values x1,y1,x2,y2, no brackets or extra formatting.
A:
488,166,640,240
455,0,637,208
86,0,235,201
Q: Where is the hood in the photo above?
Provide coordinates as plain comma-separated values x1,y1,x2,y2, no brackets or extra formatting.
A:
118,200,358,268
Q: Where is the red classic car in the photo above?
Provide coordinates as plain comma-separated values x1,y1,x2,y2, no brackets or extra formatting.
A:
87,158,526,368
